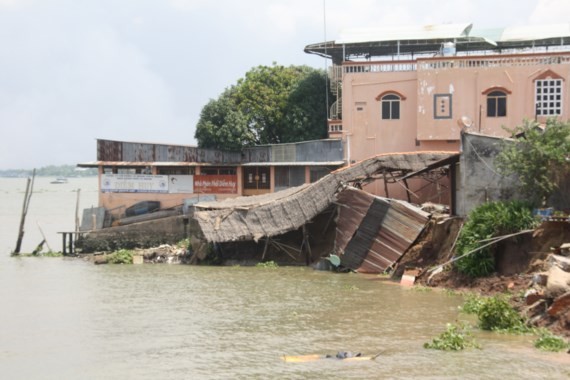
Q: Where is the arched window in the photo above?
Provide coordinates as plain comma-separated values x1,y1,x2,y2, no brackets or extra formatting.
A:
486,90,507,117
381,94,400,120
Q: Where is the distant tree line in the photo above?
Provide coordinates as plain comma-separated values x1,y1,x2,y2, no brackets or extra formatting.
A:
0,165,98,178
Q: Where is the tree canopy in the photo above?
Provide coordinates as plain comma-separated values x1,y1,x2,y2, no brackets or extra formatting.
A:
496,118,570,206
195,64,331,151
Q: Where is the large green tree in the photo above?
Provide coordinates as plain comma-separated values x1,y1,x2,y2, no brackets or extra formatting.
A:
496,118,570,206
195,64,331,150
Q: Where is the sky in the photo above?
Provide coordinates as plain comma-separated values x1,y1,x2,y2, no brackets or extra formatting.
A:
1,0,569,170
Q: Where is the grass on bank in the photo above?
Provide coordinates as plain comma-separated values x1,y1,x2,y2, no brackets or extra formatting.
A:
459,293,569,352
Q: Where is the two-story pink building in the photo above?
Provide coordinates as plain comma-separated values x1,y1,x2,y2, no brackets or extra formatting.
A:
305,23,570,202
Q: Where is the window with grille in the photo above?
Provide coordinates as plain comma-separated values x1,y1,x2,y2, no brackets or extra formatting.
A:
535,79,563,116
275,167,305,191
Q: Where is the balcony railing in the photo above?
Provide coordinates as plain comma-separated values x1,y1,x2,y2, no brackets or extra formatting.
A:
418,53,570,70
339,52,570,75
343,61,417,74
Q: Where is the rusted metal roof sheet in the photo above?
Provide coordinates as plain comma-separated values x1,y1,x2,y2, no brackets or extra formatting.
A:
95,139,241,164
77,161,239,168
335,187,430,274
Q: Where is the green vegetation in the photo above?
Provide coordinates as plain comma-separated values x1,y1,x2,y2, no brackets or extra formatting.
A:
460,294,530,333
497,119,570,206
107,249,134,264
533,329,570,352
195,64,331,150
460,292,487,315
477,296,528,332
454,200,537,277
424,322,481,351
255,261,279,268
42,251,63,257
177,238,191,250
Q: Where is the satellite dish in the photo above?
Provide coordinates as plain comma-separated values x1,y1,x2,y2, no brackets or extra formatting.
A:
458,116,473,128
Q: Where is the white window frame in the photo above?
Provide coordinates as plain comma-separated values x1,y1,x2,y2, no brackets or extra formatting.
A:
535,79,563,116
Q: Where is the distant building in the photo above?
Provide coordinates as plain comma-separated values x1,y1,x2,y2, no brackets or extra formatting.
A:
78,138,344,218
305,22,570,200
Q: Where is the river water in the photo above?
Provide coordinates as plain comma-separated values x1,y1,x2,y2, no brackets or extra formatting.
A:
0,177,568,379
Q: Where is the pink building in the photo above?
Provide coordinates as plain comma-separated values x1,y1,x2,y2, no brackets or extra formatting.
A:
305,23,570,202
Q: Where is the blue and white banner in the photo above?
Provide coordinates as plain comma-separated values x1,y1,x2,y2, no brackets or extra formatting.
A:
101,174,169,193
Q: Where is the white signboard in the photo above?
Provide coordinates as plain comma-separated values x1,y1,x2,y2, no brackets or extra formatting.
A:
101,174,169,193
168,175,194,194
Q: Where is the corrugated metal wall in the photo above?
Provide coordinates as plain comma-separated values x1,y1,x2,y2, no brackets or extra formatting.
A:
336,187,430,274
296,140,343,162
272,144,296,162
97,140,241,163
242,147,271,163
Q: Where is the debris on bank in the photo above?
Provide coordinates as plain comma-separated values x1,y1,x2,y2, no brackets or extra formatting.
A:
86,244,193,265
403,220,570,338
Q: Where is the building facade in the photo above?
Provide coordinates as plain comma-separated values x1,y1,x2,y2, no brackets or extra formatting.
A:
78,138,344,218
305,23,570,200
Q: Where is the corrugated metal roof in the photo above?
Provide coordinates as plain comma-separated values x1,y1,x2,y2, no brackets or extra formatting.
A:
305,22,570,63
336,23,472,44
241,161,345,167
335,187,430,274
76,161,239,168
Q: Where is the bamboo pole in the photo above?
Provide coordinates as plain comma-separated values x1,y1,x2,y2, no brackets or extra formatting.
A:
36,221,53,253
74,188,81,238
13,169,36,255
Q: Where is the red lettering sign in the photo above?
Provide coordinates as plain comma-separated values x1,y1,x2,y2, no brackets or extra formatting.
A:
194,175,238,194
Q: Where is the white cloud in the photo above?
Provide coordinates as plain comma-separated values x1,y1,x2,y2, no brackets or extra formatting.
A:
168,0,208,11
0,0,566,170
530,0,570,24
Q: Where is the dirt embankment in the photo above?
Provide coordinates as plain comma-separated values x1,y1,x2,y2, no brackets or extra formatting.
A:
397,218,570,338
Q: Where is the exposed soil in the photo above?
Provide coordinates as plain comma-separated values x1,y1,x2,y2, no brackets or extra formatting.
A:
397,218,570,338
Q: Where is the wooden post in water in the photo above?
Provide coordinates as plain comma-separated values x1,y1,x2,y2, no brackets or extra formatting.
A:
13,169,36,255
74,188,81,238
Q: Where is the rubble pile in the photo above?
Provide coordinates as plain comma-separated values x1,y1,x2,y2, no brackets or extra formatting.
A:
134,244,193,264
522,244,570,337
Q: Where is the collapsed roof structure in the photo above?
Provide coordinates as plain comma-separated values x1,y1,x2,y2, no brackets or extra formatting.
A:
193,151,458,244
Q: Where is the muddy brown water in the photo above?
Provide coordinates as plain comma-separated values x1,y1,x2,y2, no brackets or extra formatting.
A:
1,178,569,379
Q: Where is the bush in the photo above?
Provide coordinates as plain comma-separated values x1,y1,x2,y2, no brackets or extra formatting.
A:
107,249,133,264
476,296,529,332
460,293,486,315
455,200,537,277
424,322,480,351
534,330,570,352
